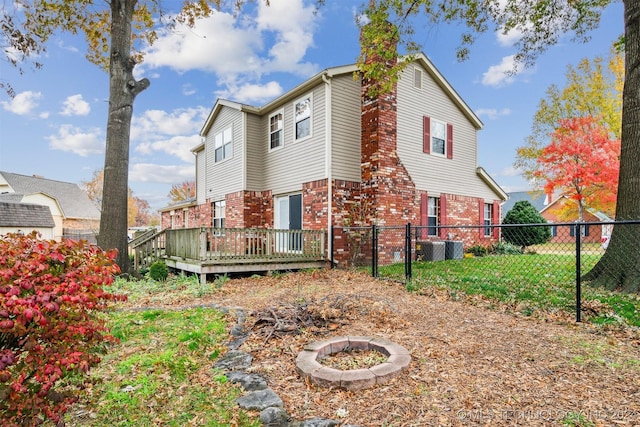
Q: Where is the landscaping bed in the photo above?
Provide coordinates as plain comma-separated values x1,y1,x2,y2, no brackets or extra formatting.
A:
111,269,640,426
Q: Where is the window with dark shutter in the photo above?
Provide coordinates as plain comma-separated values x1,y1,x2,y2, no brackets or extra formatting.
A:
423,116,430,153
423,116,453,159
446,123,453,159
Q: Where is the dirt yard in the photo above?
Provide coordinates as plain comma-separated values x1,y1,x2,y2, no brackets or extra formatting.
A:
134,269,640,426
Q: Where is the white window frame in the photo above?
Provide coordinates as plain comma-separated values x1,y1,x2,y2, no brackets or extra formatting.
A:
212,200,226,229
428,197,439,236
214,127,233,163
430,118,447,157
268,109,284,151
414,67,423,90
293,94,312,142
484,203,492,237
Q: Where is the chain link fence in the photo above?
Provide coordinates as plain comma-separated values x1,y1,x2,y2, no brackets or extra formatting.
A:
332,221,640,322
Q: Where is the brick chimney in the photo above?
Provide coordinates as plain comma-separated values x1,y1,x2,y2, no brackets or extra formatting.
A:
360,22,417,226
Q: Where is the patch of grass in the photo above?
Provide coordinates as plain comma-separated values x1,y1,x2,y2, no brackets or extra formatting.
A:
387,254,640,328
561,411,596,427
62,307,260,426
110,272,223,304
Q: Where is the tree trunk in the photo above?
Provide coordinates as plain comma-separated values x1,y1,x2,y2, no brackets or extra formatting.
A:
97,0,149,275
583,0,640,292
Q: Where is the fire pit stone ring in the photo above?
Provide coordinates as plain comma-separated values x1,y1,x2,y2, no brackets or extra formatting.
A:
295,336,411,391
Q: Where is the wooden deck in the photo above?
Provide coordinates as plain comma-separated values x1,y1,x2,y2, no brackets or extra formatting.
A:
130,227,327,283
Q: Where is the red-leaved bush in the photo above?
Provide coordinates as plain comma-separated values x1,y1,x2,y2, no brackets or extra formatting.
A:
0,232,124,426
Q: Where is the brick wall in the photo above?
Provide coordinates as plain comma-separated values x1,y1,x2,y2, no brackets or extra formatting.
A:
435,193,499,248
303,179,329,230
542,200,603,244
161,203,212,229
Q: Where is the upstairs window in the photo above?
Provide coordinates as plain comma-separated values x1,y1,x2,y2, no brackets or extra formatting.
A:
294,95,312,141
423,116,453,159
214,127,233,163
269,110,283,150
431,120,446,156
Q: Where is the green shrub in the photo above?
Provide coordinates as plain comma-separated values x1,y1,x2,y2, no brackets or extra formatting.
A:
466,244,488,257
491,241,523,255
0,232,123,426
502,200,551,250
149,261,169,281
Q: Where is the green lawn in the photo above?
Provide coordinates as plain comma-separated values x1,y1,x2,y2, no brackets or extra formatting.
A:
380,254,640,327
61,275,260,427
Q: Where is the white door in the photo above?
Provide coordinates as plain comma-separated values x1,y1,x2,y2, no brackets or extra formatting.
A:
275,194,302,252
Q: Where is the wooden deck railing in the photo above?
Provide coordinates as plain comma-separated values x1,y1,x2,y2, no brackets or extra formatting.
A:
130,229,166,271
164,227,326,262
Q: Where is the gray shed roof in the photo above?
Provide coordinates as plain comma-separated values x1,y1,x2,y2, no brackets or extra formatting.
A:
0,171,100,220
501,191,551,218
0,201,55,228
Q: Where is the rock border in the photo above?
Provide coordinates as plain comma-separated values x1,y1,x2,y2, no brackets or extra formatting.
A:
214,307,361,427
295,336,411,391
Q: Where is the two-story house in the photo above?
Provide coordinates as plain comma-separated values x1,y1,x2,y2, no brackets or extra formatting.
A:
160,44,507,263
0,171,100,242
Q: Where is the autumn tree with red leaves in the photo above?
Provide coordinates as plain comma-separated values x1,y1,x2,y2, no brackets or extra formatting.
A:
533,116,620,221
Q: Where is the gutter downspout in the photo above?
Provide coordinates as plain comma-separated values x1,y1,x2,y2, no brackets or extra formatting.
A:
322,73,333,261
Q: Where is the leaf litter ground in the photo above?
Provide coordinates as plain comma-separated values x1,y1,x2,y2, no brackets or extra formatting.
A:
110,269,640,426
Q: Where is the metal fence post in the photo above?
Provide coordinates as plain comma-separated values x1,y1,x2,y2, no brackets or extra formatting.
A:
575,222,582,323
405,223,412,280
372,224,378,278
330,226,335,269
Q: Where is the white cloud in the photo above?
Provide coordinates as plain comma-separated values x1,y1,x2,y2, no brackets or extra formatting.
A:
131,107,209,162
137,135,202,163
481,55,518,87
1,91,42,115
254,0,318,74
214,81,283,104
499,166,522,177
140,0,318,103
496,28,522,47
130,163,194,184
56,39,79,53
182,84,196,96
142,12,262,75
47,124,103,156
60,94,90,116
476,107,512,120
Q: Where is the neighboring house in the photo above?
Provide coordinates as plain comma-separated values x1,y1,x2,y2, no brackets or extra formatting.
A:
501,190,553,219
0,171,100,242
160,40,507,263
540,195,613,244
0,201,56,239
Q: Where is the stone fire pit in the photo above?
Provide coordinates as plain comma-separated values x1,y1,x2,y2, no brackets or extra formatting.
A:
295,336,411,391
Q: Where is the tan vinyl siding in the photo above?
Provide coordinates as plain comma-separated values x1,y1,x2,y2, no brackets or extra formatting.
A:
397,63,497,200
330,74,361,182
204,106,244,201
245,113,264,190
195,148,206,204
261,84,327,195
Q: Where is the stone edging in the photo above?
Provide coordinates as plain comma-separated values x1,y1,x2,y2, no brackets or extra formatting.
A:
213,306,362,427
295,336,411,391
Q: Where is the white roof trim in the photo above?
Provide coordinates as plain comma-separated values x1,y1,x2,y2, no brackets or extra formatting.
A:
476,167,508,201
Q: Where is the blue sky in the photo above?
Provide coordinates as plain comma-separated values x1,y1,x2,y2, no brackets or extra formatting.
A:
0,0,624,212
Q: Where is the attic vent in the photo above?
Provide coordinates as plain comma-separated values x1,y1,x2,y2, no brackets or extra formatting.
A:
414,68,422,89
